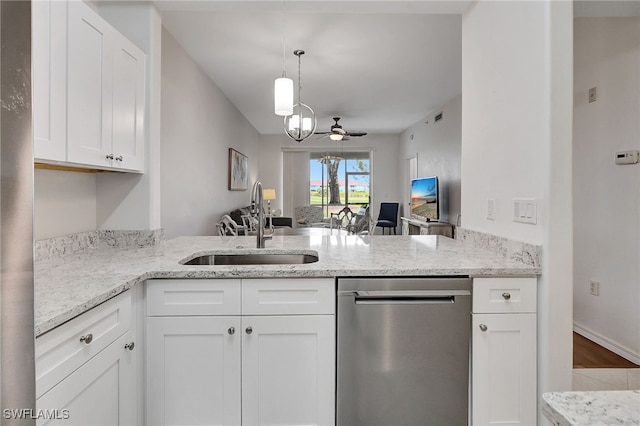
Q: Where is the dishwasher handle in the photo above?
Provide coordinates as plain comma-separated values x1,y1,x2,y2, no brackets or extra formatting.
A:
340,289,470,305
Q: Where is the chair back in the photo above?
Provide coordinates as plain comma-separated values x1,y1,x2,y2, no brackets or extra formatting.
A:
377,202,399,224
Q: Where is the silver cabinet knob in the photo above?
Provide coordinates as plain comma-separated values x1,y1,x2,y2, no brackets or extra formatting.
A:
79,333,93,344
245,326,253,335
228,327,235,335
502,292,511,300
479,324,488,332
124,342,135,351
115,156,123,162
106,154,114,160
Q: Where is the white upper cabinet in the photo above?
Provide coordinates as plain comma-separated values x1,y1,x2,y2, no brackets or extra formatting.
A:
32,0,67,162
34,0,145,173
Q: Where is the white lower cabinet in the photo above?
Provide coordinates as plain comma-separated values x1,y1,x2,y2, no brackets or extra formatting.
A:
145,278,336,426
472,277,537,426
241,315,335,426
146,316,242,426
36,332,137,426
35,291,138,425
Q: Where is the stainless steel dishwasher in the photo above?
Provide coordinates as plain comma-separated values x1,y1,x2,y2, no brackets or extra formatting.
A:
337,277,472,426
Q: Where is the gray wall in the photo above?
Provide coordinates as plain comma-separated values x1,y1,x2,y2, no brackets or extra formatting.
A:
160,28,260,238
399,95,462,224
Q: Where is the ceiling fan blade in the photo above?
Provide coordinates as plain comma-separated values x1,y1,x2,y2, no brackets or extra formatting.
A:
315,131,331,135
346,132,367,137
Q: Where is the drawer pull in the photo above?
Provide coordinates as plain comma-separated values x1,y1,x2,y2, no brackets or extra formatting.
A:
479,324,488,332
228,327,235,335
245,326,253,335
106,154,114,160
124,342,135,351
502,292,511,300
79,333,94,344
115,155,123,162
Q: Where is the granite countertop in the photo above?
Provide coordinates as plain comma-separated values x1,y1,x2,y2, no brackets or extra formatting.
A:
35,234,539,337
542,390,640,426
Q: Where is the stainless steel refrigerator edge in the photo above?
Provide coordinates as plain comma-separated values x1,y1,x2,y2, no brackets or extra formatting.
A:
1,1,36,425
337,277,471,426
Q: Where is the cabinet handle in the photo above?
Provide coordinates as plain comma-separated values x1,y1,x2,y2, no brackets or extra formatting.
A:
228,327,235,335
502,292,511,300
245,326,253,335
479,324,488,332
115,156,123,162
106,154,114,160
124,342,135,351
79,333,94,344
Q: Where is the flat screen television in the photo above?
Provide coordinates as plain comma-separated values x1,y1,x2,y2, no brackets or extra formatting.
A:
410,176,439,221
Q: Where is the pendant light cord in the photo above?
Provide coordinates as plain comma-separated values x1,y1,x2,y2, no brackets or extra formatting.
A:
281,0,286,77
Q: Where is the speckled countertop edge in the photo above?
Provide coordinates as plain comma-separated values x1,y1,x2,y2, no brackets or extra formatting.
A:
35,234,540,337
542,390,640,426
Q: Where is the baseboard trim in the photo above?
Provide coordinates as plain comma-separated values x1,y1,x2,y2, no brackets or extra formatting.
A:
574,322,640,366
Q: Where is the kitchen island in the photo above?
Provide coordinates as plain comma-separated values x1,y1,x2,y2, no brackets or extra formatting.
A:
34,233,540,426
35,233,539,336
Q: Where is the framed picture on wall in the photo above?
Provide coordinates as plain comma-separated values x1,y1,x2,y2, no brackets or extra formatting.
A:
228,148,248,190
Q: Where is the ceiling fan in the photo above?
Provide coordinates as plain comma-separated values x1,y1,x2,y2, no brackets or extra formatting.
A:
316,117,368,141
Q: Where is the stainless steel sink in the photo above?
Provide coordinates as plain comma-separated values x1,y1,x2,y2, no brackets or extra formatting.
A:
182,252,319,265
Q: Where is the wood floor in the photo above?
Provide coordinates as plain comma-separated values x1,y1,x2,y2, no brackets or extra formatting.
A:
573,332,640,369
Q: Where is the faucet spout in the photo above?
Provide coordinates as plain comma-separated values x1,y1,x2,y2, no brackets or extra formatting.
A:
251,181,272,248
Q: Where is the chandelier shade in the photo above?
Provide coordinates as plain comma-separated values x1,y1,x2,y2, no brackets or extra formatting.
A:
274,76,293,116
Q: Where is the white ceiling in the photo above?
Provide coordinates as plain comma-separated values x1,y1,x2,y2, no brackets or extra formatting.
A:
156,1,469,136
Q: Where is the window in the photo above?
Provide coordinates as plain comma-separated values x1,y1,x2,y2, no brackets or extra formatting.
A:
309,152,370,217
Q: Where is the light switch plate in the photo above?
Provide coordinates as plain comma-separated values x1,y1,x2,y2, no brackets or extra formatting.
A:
513,198,537,224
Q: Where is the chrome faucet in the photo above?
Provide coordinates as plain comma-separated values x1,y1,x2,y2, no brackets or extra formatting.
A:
251,181,272,248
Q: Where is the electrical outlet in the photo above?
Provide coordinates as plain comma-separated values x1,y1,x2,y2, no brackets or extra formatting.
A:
590,280,600,296
588,87,597,103
487,199,495,220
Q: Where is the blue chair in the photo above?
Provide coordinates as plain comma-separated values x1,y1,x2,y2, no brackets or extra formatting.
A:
375,202,399,235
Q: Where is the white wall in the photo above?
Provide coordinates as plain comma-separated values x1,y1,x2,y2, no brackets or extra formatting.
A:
34,169,97,239
462,0,574,408
161,29,260,239
399,95,462,224
258,133,400,226
573,17,640,363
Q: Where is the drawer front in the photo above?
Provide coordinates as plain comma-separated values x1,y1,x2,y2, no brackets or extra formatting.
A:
146,279,241,316
35,291,132,398
473,277,537,313
242,278,335,315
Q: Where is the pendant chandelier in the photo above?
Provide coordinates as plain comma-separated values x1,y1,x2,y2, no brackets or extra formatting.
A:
283,50,317,142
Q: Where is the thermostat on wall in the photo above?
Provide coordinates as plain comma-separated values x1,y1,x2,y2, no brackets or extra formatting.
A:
615,150,639,165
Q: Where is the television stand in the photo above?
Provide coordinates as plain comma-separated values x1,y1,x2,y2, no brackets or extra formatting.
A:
400,217,454,238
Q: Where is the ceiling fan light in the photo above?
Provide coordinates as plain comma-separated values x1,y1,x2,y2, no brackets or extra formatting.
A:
330,133,343,141
274,77,293,116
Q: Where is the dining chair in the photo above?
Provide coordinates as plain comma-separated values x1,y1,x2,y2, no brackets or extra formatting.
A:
375,202,399,235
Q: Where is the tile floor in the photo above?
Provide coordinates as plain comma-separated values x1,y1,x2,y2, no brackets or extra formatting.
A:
573,368,640,391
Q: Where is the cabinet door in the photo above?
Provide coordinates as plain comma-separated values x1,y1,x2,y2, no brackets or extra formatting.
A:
146,316,241,426
472,313,537,426
111,32,145,172
242,315,335,426
32,0,67,162
66,0,113,168
36,331,137,426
